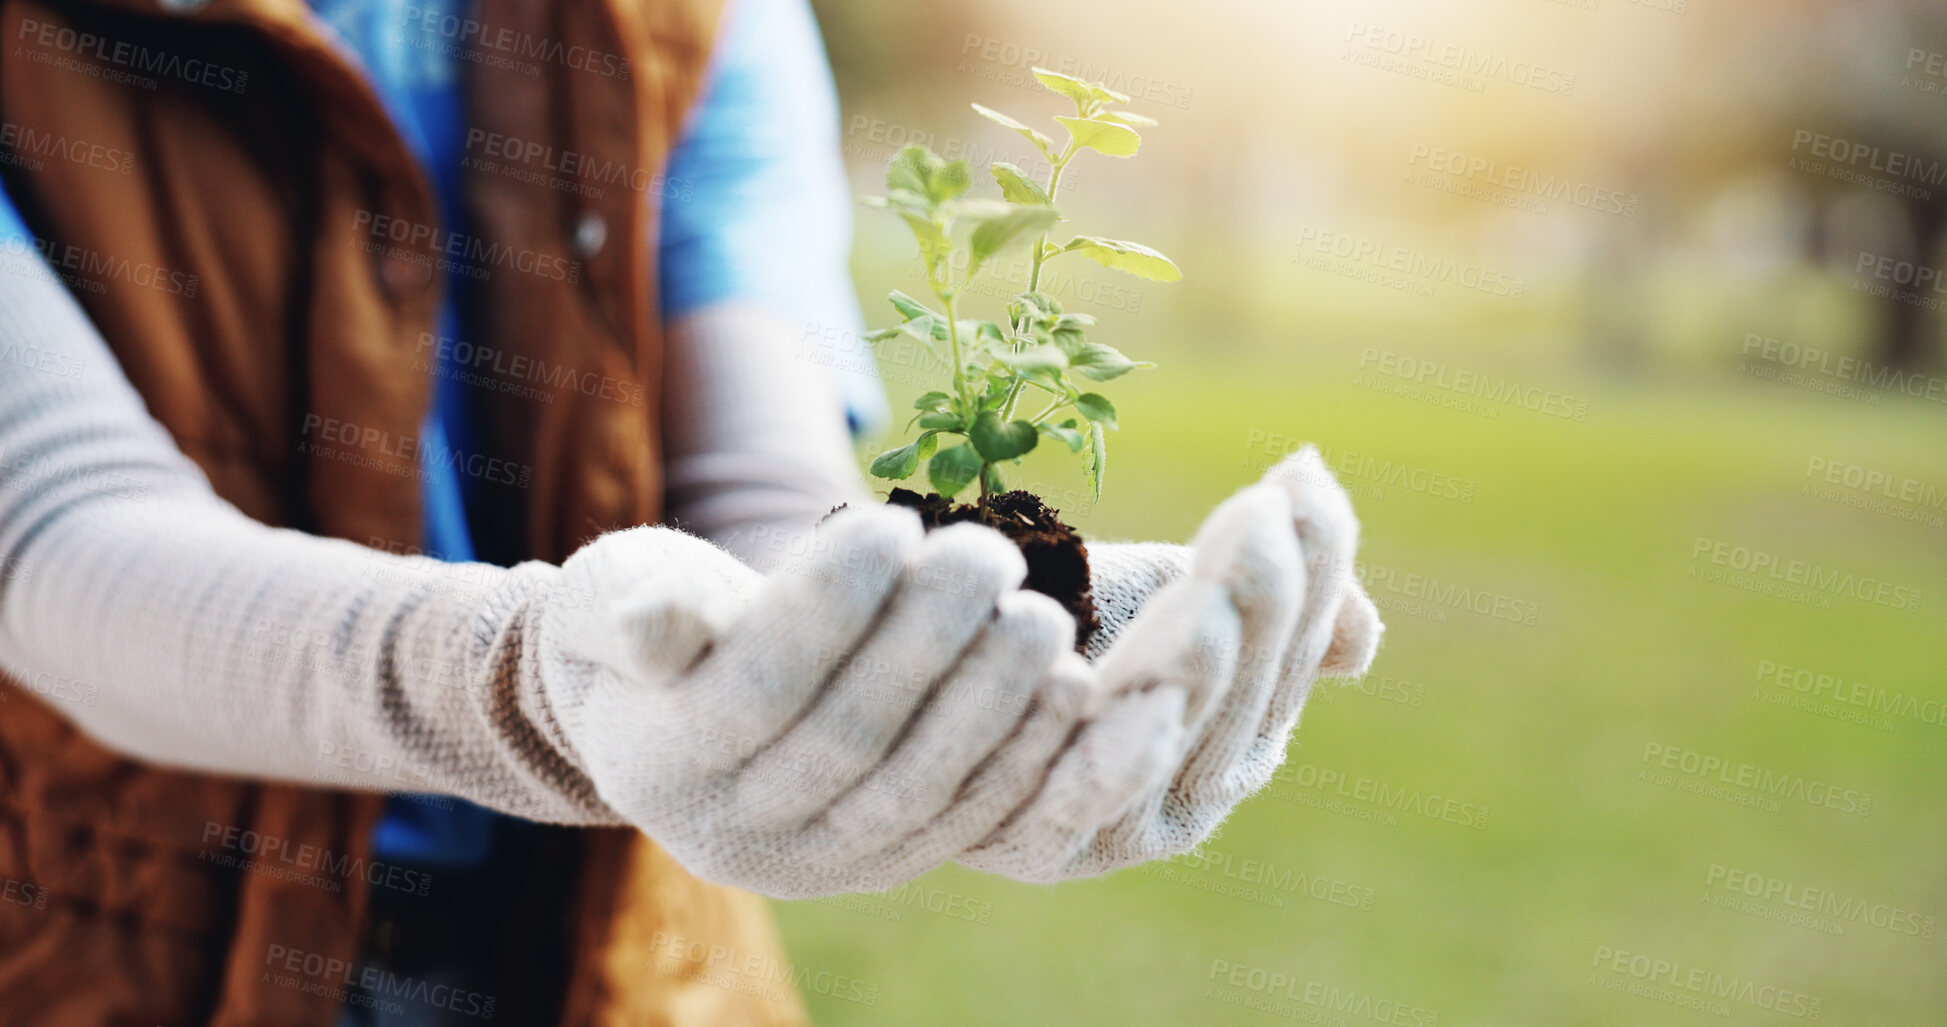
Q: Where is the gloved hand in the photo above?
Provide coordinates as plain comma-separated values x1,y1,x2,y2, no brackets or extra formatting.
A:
1082,542,1194,662
538,506,1188,898
960,446,1382,880
1080,456,1378,672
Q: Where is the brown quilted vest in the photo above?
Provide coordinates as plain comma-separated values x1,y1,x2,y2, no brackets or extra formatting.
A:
0,0,809,1022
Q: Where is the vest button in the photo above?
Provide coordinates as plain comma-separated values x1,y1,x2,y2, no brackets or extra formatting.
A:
158,0,211,13
378,252,434,300
572,211,608,259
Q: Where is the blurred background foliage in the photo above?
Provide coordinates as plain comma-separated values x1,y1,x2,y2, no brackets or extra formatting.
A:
771,0,1947,1022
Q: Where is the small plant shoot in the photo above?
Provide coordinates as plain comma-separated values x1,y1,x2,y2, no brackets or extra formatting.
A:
863,67,1180,504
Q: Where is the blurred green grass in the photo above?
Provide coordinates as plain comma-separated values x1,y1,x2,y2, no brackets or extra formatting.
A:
770,312,1947,1022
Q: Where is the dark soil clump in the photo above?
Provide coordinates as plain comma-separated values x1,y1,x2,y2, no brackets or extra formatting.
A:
885,488,1100,654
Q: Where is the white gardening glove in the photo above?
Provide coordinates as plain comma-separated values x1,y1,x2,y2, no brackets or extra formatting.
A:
1083,542,1195,662
537,505,1187,898
960,446,1382,880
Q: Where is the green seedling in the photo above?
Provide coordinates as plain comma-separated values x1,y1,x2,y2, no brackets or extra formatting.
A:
863,67,1181,504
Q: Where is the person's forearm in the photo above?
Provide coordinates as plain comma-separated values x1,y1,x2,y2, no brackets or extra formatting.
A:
661,304,869,572
0,258,618,824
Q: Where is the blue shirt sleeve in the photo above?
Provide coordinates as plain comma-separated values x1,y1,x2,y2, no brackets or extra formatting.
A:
0,189,55,301
658,0,887,435
0,188,27,243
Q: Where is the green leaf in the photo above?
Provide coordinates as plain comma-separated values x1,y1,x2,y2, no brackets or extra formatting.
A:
1018,291,1062,315
1083,420,1108,501
1018,364,1068,391
997,344,1068,373
900,212,952,269
970,206,1062,269
1099,109,1158,127
913,390,952,410
928,442,983,499
1074,393,1117,429
1008,292,1062,328
1068,342,1143,380
888,290,940,322
887,146,938,197
970,103,1054,155
1061,236,1182,281
1049,312,1097,348
990,162,1053,206
1076,361,1151,382
897,314,947,345
971,411,1039,461
887,145,970,206
1039,422,1086,452
1032,67,1129,105
917,410,962,430
1054,116,1141,157
952,198,1017,222
863,327,903,343
870,432,939,480
934,160,972,202
887,145,931,187
870,446,917,480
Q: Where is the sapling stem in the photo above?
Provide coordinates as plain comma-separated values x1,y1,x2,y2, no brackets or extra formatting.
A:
1026,146,1074,294
1027,396,1067,425
1001,143,1075,424
941,289,968,413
